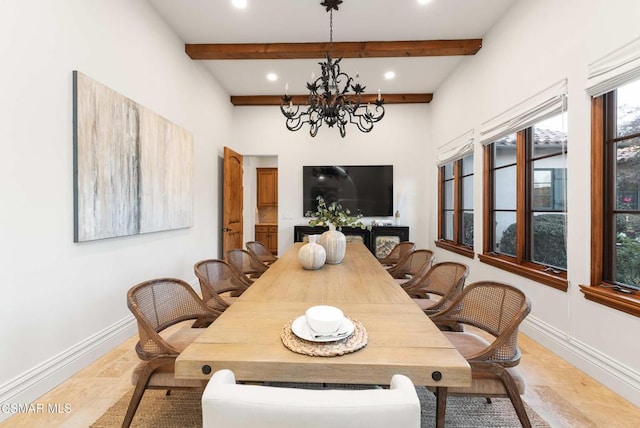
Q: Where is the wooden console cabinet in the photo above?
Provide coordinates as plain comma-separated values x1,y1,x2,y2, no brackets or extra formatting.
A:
294,225,409,258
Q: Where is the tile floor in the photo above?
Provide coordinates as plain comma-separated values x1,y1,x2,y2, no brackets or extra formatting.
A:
1,333,638,427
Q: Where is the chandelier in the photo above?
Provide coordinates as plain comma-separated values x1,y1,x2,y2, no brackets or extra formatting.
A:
280,0,385,138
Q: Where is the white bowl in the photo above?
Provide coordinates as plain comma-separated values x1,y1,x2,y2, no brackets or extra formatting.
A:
305,305,344,335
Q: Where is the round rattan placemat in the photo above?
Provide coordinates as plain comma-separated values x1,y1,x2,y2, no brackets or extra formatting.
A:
281,317,368,357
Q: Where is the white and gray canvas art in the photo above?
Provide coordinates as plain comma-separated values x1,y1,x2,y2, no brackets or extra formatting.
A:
73,71,193,242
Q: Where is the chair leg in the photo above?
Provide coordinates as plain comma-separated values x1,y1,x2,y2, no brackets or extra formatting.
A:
498,371,532,428
435,386,448,428
122,364,155,428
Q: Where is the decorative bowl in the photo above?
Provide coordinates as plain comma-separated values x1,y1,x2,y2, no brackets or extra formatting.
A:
305,305,344,335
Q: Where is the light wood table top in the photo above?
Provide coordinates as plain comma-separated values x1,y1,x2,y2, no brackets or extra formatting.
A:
176,242,471,388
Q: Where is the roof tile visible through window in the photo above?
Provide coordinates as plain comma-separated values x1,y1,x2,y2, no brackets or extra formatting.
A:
496,128,567,147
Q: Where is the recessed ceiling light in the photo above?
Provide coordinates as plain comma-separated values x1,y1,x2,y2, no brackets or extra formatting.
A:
267,73,278,82
384,71,396,80
232,0,247,9
417,0,433,5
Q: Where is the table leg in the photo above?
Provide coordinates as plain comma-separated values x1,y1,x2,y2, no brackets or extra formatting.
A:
435,386,448,428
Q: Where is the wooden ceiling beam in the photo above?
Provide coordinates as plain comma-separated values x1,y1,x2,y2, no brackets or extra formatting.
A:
230,93,433,106
186,39,482,60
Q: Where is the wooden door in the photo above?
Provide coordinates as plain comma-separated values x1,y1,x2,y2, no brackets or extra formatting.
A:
223,147,244,256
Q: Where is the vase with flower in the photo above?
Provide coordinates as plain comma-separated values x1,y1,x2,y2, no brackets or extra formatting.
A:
305,196,370,264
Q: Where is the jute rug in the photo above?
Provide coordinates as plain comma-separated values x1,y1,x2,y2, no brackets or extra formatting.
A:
92,386,550,427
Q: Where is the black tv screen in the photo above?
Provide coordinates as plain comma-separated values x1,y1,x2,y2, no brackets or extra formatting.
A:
303,165,394,216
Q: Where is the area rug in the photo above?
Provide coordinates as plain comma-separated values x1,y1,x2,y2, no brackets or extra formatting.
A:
91,386,550,427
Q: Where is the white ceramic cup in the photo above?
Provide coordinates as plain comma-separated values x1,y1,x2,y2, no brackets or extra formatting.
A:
305,305,344,335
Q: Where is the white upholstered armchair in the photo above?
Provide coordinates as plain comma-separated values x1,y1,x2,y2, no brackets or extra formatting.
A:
202,369,421,428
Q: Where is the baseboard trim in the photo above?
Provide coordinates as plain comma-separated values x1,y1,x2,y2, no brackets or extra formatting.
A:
0,315,136,422
522,316,640,407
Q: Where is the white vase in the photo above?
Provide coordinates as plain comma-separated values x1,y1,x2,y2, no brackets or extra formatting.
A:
299,235,326,270
319,223,346,264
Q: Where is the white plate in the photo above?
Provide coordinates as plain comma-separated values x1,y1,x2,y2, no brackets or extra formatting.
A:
291,315,355,342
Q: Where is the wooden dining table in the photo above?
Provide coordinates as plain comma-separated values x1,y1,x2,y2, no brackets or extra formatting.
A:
176,242,471,427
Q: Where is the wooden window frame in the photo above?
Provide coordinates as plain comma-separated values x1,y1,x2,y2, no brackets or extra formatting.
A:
435,156,475,258
479,128,568,291
579,96,640,317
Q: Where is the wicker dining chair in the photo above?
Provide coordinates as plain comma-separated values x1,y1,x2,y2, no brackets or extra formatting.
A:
246,241,278,266
194,259,252,312
402,261,469,315
429,281,532,428
378,241,416,269
226,248,269,283
387,249,435,282
124,278,220,428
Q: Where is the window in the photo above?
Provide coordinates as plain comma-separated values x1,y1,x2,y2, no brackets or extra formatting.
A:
436,154,474,258
604,81,640,290
581,79,640,316
479,114,568,290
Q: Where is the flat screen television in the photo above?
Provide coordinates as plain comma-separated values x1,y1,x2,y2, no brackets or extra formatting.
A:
303,165,393,217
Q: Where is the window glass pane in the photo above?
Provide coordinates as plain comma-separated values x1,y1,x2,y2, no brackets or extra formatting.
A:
493,165,516,210
531,213,567,270
462,211,474,247
443,211,454,240
532,169,553,209
533,113,568,158
493,136,517,168
494,211,516,256
616,79,640,138
462,176,473,209
444,180,454,209
462,154,474,175
615,213,640,288
615,137,640,211
443,162,454,180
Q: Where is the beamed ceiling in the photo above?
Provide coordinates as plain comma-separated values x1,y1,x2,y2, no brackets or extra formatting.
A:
147,0,517,106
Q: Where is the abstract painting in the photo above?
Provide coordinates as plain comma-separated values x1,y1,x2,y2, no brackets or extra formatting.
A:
73,71,193,242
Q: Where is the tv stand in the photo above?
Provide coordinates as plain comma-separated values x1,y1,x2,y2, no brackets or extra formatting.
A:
294,225,409,259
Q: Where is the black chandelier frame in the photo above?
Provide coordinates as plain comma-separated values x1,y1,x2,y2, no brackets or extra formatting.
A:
280,1,385,138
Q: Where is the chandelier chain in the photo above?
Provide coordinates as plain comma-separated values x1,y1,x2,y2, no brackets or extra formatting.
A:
329,9,334,59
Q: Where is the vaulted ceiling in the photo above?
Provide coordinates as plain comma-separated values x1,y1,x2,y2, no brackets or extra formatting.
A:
147,0,516,105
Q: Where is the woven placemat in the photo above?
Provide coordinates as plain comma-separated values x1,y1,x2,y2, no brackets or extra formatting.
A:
281,317,368,357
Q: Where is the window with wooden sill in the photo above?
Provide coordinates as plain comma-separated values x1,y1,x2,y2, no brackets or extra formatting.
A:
436,155,475,259
581,83,640,317
481,113,568,292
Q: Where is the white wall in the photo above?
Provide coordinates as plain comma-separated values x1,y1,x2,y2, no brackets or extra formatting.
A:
0,0,232,416
231,104,431,253
428,0,640,405
2,0,639,415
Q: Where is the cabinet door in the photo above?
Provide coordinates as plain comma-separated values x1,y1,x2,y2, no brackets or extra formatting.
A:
257,168,278,207
267,226,278,254
255,226,270,249
371,226,410,258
